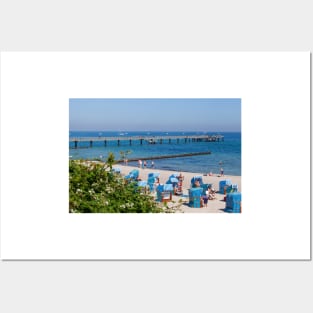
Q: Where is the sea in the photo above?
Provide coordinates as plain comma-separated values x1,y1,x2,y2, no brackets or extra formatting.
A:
69,131,241,176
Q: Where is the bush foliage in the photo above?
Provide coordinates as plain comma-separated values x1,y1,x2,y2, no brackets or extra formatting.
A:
69,154,162,213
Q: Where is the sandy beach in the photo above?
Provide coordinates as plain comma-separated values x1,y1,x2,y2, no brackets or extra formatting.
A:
115,164,241,213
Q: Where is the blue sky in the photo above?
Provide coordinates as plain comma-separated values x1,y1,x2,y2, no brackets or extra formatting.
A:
69,98,241,132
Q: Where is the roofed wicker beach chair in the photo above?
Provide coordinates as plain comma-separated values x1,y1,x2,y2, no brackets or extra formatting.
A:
136,180,149,194
166,174,179,186
191,176,203,187
148,172,160,181
188,187,203,208
124,169,139,180
219,179,232,194
225,192,241,213
156,184,174,202
190,176,209,195
112,167,121,174
147,172,160,192
166,173,182,195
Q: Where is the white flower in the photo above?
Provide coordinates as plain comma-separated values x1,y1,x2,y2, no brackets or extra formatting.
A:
105,187,113,194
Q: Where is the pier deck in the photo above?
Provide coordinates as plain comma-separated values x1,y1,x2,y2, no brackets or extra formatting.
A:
69,134,224,148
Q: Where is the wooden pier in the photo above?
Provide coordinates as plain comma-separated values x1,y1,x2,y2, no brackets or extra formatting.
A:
69,134,224,149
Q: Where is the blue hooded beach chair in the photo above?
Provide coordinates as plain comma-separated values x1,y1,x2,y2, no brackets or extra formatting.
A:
147,172,160,192
190,176,209,195
219,179,232,194
137,180,147,187
148,172,160,180
166,174,179,188
189,187,203,208
135,180,148,194
225,192,241,213
191,176,203,187
112,167,121,174
124,169,139,180
156,184,174,202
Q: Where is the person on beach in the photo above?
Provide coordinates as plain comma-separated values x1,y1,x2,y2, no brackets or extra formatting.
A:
202,195,208,207
138,160,142,168
176,173,184,194
220,167,224,176
143,160,147,168
206,186,216,200
173,185,178,195
151,161,155,168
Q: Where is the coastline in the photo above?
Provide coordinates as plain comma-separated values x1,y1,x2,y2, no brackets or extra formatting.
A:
69,131,241,176
115,164,241,213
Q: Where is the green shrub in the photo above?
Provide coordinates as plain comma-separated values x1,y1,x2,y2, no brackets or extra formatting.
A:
69,155,162,213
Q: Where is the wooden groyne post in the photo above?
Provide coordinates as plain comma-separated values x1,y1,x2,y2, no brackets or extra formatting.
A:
115,151,212,163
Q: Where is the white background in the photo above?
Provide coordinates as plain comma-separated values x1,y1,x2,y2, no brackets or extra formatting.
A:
1,52,310,260
0,1,312,313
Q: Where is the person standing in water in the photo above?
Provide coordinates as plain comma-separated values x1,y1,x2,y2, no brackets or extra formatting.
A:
220,167,224,176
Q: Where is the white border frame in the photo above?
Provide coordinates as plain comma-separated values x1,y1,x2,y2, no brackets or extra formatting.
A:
0,52,310,259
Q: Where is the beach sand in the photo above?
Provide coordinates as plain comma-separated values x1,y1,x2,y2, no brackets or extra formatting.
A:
115,164,241,213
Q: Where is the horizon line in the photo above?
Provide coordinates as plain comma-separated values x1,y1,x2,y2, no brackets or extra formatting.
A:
69,129,241,132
